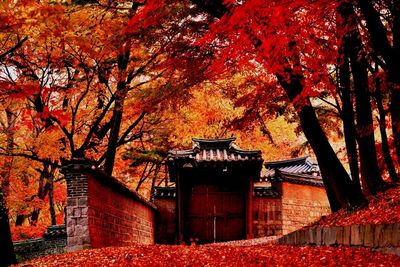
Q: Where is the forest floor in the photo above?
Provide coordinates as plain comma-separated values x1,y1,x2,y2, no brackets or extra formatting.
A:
20,243,400,266
312,183,400,227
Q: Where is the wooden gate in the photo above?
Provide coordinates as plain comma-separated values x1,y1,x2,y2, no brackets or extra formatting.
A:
186,183,245,243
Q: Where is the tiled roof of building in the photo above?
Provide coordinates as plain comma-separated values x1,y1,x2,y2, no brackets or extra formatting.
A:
262,156,320,177
260,156,324,187
265,156,311,168
168,137,263,163
272,170,324,187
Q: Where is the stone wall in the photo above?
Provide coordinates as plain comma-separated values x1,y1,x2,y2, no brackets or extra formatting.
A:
280,182,330,234
64,163,90,252
13,225,66,263
252,197,282,237
63,161,156,251
278,223,400,255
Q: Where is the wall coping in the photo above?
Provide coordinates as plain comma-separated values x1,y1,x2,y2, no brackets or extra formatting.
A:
278,222,400,256
13,238,44,245
61,161,157,211
305,222,400,230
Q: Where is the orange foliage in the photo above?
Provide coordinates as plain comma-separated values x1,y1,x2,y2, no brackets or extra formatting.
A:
164,78,309,161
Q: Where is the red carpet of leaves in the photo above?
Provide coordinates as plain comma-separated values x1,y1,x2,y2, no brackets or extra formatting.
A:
313,184,400,227
21,244,400,266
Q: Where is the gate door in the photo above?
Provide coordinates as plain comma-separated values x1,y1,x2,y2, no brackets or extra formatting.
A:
186,183,245,243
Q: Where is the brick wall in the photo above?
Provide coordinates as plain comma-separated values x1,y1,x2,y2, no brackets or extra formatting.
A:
252,197,282,237
154,198,176,244
63,161,156,251
88,175,155,247
280,182,330,234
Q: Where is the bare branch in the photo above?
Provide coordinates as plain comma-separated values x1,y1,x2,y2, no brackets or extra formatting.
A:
0,36,28,60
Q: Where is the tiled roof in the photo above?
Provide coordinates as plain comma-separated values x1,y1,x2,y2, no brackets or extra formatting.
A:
169,148,262,162
260,156,323,187
168,137,262,163
273,171,324,187
265,156,310,168
262,156,319,177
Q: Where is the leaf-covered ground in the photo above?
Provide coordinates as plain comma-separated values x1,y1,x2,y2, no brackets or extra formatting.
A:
312,184,400,227
21,244,400,266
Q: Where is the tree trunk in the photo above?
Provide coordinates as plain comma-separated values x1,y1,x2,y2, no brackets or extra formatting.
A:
277,71,366,212
0,192,16,267
149,163,160,201
338,53,360,187
339,1,385,194
337,2,360,187
374,79,398,182
389,76,400,167
104,91,127,175
31,164,52,225
257,112,275,145
15,214,26,226
357,0,400,167
48,173,56,225
30,209,40,226
389,3,400,167
104,42,131,175
348,35,385,194
0,108,17,266
47,164,58,225
349,52,385,194
136,162,153,192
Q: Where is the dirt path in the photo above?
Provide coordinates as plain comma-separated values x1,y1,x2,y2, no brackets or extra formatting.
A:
208,236,280,246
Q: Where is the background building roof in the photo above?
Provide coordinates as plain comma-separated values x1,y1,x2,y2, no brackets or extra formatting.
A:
262,156,320,177
274,171,324,187
260,156,324,187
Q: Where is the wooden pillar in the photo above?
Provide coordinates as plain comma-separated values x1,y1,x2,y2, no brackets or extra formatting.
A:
246,176,254,239
176,170,184,244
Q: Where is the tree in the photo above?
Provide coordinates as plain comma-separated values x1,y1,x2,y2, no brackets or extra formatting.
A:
1,1,215,263
337,1,385,194
0,106,17,266
0,1,189,265
193,0,367,211
372,71,398,182
0,1,55,264
356,0,400,168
